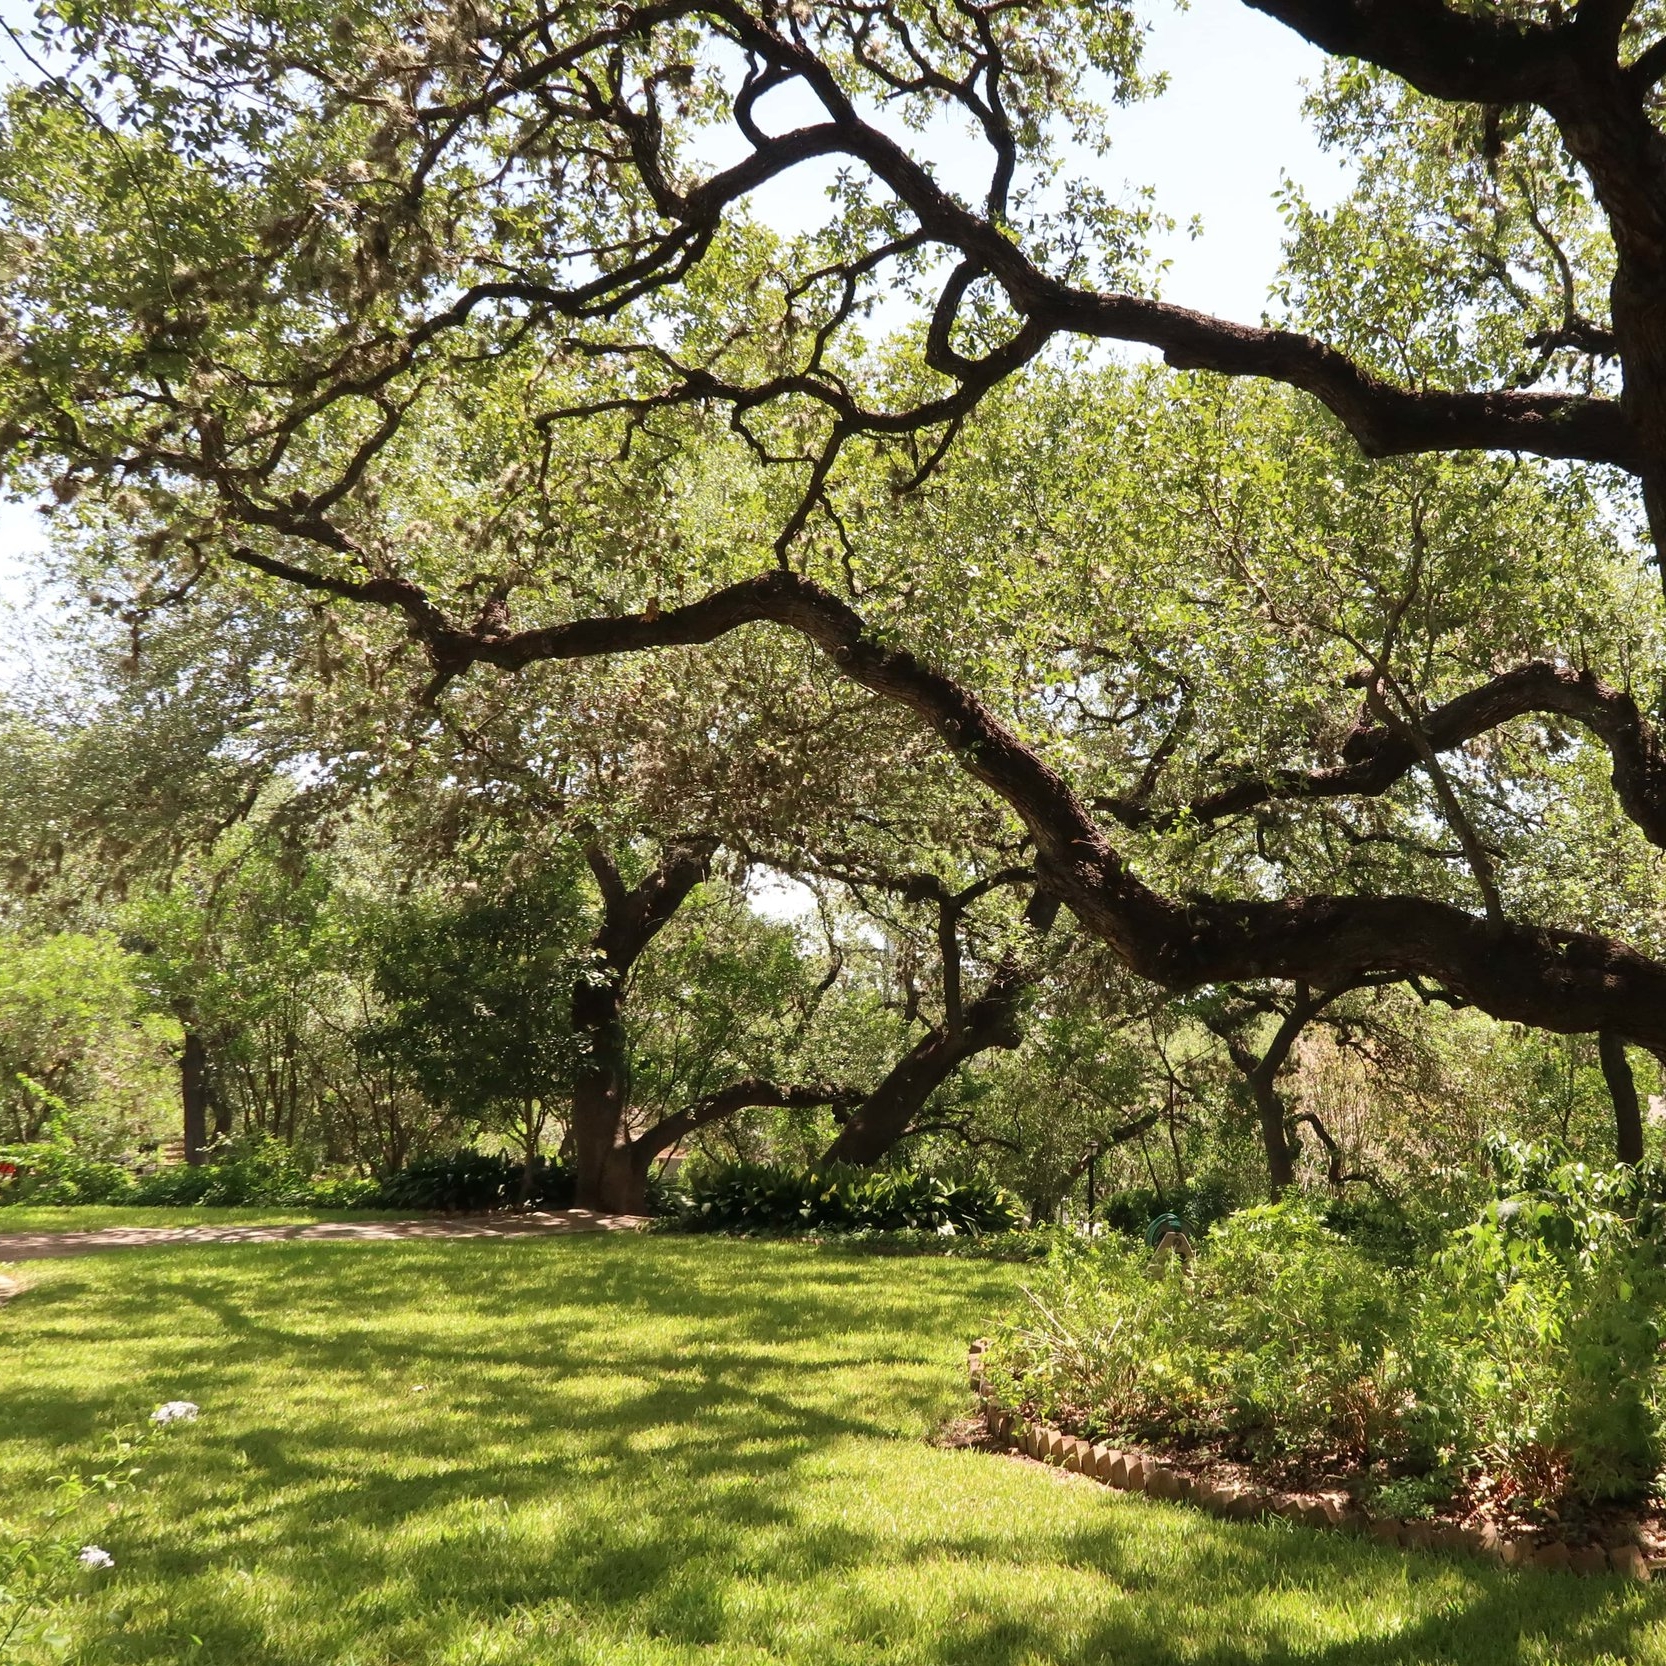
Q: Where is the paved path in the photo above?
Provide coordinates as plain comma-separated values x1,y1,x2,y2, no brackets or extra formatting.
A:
0,1210,647,1264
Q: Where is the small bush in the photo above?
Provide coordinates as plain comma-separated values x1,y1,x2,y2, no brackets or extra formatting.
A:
297,1175,385,1210
368,1150,575,1212
371,1150,517,1212
0,1141,136,1205
125,1162,219,1206
988,1201,1429,1466
681,1163,1022,1235
1,1403,201,1653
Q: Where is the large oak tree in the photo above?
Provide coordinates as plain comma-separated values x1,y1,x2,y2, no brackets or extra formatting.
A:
8,0,1666,1201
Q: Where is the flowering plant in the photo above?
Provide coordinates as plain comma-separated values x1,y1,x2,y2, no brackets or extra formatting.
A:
0,1402,200,1658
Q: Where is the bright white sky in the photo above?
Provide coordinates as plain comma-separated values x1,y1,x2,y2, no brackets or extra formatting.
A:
0,0,1344,661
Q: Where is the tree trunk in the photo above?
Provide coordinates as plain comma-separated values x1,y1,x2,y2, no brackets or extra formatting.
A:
821,1027,980,1166
570,978,632,1210
591,1144,653,1215
571,1057,652,1214
1252,1074,1297,1201
181,1030,211,1166
211,1081,233,1144
1599,1028,1646,1165
568,839,717,1212
515,1101,543,1207
1208,986,1342,1201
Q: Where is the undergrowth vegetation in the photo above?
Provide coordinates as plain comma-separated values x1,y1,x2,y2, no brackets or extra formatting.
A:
677,1161,1023,1235
0,1140,590,1213
985,1141,1666,1511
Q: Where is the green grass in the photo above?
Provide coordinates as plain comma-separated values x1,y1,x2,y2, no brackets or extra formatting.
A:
0,1207,423,1232
0,1237,1662,1665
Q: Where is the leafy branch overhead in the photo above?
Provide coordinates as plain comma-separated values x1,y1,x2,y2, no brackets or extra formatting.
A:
10,1,1666,1077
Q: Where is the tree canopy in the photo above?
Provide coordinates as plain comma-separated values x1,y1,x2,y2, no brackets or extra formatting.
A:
5,0,1666,1203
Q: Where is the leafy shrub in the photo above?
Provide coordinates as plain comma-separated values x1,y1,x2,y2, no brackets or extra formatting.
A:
0,1141,136,1205
1322,1189,1428,1269
370,1150,516,1212
368,1150,574,1212
1431,1139,1666,1503
124,1162,217,1206
682,1163,1021,1235
1093,1176,1239,1241
129,1137,318,1206
306,1175,386,1209
1,1403,199,1655
0,1139,574,1214
988,1202,1431,1466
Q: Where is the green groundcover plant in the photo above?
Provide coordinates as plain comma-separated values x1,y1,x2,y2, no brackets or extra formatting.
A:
0,1139,574,1213
1,1402,199,1660
678,1162,1024,1236
983,1141,1666,1508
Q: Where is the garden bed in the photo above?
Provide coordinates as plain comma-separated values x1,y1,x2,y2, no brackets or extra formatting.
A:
966,1339,1658,1578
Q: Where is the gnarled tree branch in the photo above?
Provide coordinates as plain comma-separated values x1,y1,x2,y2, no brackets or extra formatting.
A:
1101,659,1666,850
245,560,1666,1052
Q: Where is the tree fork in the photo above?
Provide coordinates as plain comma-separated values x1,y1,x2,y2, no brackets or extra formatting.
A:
569,838,717,1214
1101,660,1666,850
820,887,1059,1167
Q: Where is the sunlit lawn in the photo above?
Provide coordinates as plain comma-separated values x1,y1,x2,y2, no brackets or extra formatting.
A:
1,1235,1662,1664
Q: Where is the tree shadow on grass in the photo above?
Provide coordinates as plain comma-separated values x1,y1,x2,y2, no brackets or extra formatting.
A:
3,1239,1659,1664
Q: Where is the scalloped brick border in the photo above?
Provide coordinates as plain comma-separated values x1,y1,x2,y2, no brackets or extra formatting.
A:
967,1340,1651,1582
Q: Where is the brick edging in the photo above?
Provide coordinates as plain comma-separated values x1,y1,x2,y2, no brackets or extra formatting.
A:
967,1340,1651,1582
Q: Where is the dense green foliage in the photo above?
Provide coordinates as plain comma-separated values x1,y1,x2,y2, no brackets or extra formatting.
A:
988,1146,1666,1508
0,1137,582,1212
681,1162,1024,1235
989,1205,1440,1472
358,869,589,1158
0,933,177,1149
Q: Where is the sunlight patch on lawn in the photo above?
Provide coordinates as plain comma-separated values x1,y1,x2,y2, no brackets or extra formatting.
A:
0,1237,1656,1664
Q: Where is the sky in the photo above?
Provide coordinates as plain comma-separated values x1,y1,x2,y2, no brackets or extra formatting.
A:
0,0,1346,658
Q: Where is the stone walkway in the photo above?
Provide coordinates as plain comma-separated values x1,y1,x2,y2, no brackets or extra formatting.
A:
0,1210,648,1264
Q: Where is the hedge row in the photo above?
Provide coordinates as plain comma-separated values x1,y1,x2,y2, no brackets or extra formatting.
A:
678,1162,1022,1234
